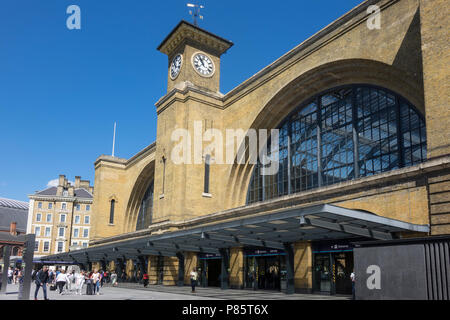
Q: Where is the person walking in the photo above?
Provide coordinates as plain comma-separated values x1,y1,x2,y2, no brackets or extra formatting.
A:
143,273,149,288
7,267,13,284
13,268,19,284
100,270,105,287
190,268,198,293
350,270,356,300
75,271,85,295
55,269,69,295
34,266,50,300
91,270,100,295
111,271,118,287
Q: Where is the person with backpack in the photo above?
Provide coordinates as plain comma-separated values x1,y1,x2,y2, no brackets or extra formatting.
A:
34,266,50,300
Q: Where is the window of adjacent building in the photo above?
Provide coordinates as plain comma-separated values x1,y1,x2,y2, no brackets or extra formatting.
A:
63,190,68,197
84,216,90,224
74,215,80,224
46,213,52,223
35,226,41,236
83,228,89,238
57,242,63,253
38,202,42,209
82,242,88,248
43,241,49,252
58,227,65,237
36,213,42,222
73,228,79,238
61,203,67,210
45,227,51,237
72,241,78,246
48,203,52,209
109,200,115,224
76,204,80,211
60,214,66,223
86,205,90,211
34,241,39,252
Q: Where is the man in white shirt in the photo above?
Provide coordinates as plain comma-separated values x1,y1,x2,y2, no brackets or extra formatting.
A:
190,269,198,293
7,268,13,284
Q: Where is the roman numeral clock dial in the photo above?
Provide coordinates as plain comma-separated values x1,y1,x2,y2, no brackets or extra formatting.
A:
170,54,183,80
192,52,215,77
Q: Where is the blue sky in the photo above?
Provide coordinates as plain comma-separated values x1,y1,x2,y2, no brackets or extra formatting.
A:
0,0,363,201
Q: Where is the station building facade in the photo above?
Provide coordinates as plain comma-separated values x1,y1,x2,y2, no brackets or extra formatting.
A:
41,0,449,296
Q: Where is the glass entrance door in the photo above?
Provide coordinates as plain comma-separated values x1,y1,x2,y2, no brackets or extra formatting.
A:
245,256,282,291
334,252,353,295
314,253,332,293
314,251,354,295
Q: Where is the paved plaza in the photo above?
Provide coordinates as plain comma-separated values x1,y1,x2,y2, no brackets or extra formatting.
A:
0,283,350,300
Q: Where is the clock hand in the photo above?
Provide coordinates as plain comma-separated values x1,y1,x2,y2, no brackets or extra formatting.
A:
199,56,206,67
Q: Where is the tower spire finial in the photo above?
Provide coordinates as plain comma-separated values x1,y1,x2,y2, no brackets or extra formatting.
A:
187,2,204,27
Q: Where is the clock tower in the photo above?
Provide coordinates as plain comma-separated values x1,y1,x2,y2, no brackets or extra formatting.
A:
157,20,233,94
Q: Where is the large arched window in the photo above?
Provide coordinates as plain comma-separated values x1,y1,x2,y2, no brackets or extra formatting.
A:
247,85,427,204
136,181,154,231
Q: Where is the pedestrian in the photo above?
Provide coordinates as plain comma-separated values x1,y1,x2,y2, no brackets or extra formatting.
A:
13,268,19,284
190,268,198,293
55,269,69,295
7,267,13,284
111,271,118,287
350,270,356,300
34,266,50,300
75,271,85,295
91,269,100,295
143,273,149,288
0,266,3,291
100,270,105,287
85,271,93,295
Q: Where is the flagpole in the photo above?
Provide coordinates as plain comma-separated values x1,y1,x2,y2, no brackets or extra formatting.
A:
112,122,116,157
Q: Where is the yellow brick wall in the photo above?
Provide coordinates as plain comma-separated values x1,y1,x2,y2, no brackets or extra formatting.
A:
229,248,244,289
293,241,313,293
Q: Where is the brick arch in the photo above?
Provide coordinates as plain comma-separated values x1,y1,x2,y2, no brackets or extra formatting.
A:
225,58,425,208
123,161,155,233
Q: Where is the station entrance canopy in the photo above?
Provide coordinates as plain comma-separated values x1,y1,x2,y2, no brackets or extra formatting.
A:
39,204,429,264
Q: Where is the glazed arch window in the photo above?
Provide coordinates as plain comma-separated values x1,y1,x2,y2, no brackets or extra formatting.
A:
136,182,154,231
247,85,427,204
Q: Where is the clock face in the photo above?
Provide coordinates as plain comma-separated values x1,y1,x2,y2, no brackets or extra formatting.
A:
192,53,215,77
170,54,183,80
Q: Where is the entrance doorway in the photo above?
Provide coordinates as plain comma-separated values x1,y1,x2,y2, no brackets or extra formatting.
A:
206,258,221,287
245,253,286,291
313,251,354,295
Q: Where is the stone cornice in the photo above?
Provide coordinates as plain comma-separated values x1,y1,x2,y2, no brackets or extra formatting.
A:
94,143,156,170
155,82,224,114
27,195,93,203
157,20,233,57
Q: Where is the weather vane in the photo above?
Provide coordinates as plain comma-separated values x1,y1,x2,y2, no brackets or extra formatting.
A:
187,2,204,27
